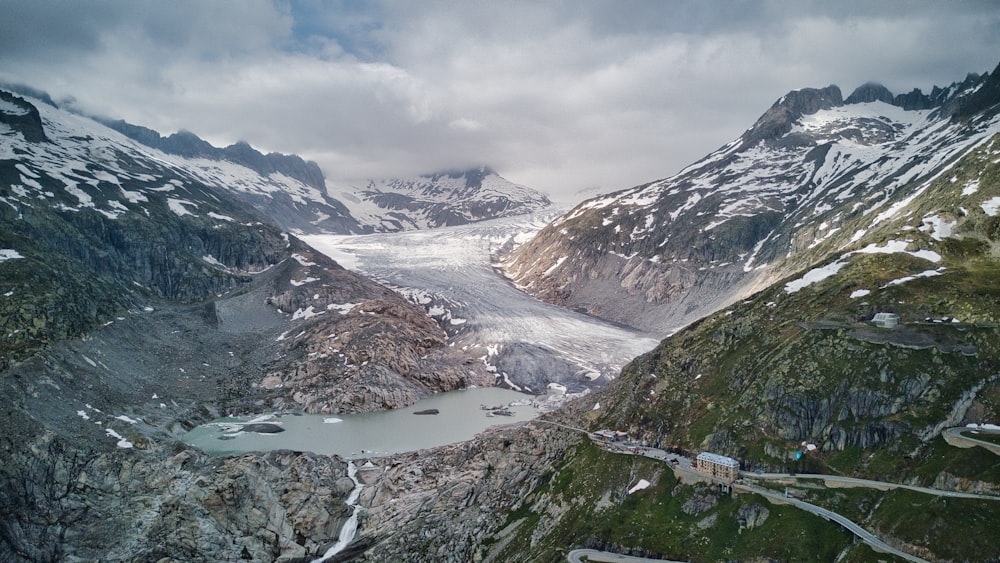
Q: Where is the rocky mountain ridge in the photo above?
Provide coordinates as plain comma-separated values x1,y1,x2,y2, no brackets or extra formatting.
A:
100,113,552,235
99,117,363,235
501,62,1000,335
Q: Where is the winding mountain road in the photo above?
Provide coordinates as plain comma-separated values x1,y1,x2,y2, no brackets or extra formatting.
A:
729,482,929,563
943,427,1000,455
534,421,998,563
566,549,687,563
742,471,1000,501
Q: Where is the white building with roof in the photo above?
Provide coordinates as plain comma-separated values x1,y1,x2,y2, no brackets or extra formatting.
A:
872,312,900,328
695,452,740,482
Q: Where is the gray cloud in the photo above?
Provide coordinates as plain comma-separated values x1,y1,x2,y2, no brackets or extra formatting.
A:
1,1,998,201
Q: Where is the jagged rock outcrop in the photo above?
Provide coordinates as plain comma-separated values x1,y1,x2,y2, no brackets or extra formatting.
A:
100,120,327,192
944,61,1000,120
239,240,495,413
354,423,580,562
736,504,770,531
680,485,718,515
741,84,843,145
0,90,48,142
932,472,1000,496
0,434,352,562
259,295,494,413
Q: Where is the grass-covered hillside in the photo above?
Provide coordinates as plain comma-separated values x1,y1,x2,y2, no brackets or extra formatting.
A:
590,134,1000,466
522,134,1000,561
486,439,887,562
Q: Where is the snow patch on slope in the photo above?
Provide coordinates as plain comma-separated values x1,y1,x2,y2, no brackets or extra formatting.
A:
785,239,941,294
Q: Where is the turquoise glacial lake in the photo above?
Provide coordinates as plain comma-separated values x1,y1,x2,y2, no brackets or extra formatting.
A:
183,387,539,459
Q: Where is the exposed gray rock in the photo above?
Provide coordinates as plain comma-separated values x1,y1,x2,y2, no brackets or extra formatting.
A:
741,85,843,145
932,472,1000,496
696,513,718,530
845,82,895,105
737,504,770,531
681,486,718,516
495,342,607,393
354,424,579,562
242,423,285,433
0,91,48,142
0,436,352,562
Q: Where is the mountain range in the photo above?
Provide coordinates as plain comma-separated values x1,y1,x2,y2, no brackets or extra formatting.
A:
99,114,550,235
2,57,1000,562
502,64,1000,335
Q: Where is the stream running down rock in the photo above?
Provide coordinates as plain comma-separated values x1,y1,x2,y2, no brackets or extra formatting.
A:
314,460,363,562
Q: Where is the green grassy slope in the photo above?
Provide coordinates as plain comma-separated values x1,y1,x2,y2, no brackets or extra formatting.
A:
513,135,1000,561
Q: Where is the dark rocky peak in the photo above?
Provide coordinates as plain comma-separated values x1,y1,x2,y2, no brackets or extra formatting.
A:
461,166,496,188
0,90,49,143
844,66,996,113
939,62,999,121
100,119,163,147
845,82,895,105
220,142,326,191
99,119,215,159
99,122,217,159
740,85,842,146
160,130,217,159
222,140,259,157
893,88,935,111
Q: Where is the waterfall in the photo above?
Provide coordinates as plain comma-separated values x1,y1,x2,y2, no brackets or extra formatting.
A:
313,460,363,562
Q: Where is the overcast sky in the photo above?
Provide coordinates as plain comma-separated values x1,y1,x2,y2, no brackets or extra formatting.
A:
2,1,999,202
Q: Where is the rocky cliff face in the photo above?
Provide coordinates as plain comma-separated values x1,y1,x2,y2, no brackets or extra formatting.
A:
1,439,353,562
331,166,552,232
251,240,494,413
0,90,48,142
501,62,1000,334
740,84,843,145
